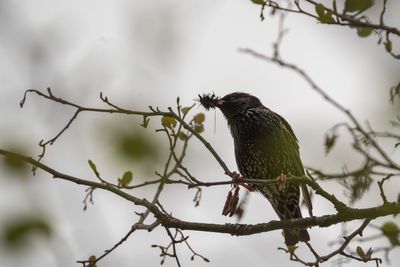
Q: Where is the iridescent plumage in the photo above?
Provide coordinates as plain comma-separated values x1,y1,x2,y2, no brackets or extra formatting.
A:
200,92,310,246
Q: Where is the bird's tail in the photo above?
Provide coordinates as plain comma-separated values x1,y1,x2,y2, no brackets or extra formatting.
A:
260,186,310,246
283,228,309,247
278,201,310,246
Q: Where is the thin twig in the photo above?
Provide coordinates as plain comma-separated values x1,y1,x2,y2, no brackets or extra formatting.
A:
377,174,393,204
2,147,400,237
239,48,400,171
164,227,182,267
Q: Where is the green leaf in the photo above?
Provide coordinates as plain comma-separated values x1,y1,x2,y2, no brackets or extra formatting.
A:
356,246,365,257
4,216,52,248
345,0,374,12
141,116,150,128
365,248,373,259
119,171,133,186
89,255,97,261
195,124,204,133
332,0,339,21
324,133,338,155
178,132,188,141
3,154,29,175
315,4,335,23
325,11,335,23
88,160,99,176
181,106,191,115
315,3,325,17
385,40,392,53
356,246,373,261
356,246,373,260
2,146,30,175
357,27,373,37
332,0,338,14
390,82,400,104
251,0,265,5
381,221,400,246
161,116,177,129
88,255,97,267
194,113,205,124
118,133,158,160
287,245,299,254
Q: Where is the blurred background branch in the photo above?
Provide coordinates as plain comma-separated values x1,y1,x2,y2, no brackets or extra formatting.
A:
2,72,400,265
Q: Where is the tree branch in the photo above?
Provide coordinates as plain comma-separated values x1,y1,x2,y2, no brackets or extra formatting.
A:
239,48,400,171
1,148,399,238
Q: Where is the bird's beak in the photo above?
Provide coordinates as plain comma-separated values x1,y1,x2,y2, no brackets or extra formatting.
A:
216,99,225,108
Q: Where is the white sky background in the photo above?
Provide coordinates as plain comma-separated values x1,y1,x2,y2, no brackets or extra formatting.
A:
0,0,400,267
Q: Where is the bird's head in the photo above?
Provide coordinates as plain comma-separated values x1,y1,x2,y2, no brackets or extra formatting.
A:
199,92,262,121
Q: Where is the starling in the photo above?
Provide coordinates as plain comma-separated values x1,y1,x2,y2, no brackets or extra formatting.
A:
199,92,311,246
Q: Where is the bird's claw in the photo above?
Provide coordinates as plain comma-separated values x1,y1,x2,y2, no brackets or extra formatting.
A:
277,173,287,191
231,171,254,192
231,171,242,184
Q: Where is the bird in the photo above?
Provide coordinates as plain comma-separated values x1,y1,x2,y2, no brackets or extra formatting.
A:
199,92,311,246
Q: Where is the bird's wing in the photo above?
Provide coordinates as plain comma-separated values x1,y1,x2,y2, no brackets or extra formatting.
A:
274,112,304,174
275,113,313,216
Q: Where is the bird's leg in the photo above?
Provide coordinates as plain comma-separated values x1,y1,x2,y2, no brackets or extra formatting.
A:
277,173,287,191
231,171,254,192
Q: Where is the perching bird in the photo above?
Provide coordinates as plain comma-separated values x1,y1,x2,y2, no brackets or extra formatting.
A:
199,92,311,246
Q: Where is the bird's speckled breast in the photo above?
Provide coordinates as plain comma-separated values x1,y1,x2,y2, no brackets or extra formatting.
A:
230,107,296,180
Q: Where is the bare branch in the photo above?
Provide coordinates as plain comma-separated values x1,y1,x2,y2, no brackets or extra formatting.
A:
164,227,182,267
239,48,400,171
377,174,393,204
1,149,400,238
302,0,400,37
318,219,371,262
20,88,232,179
